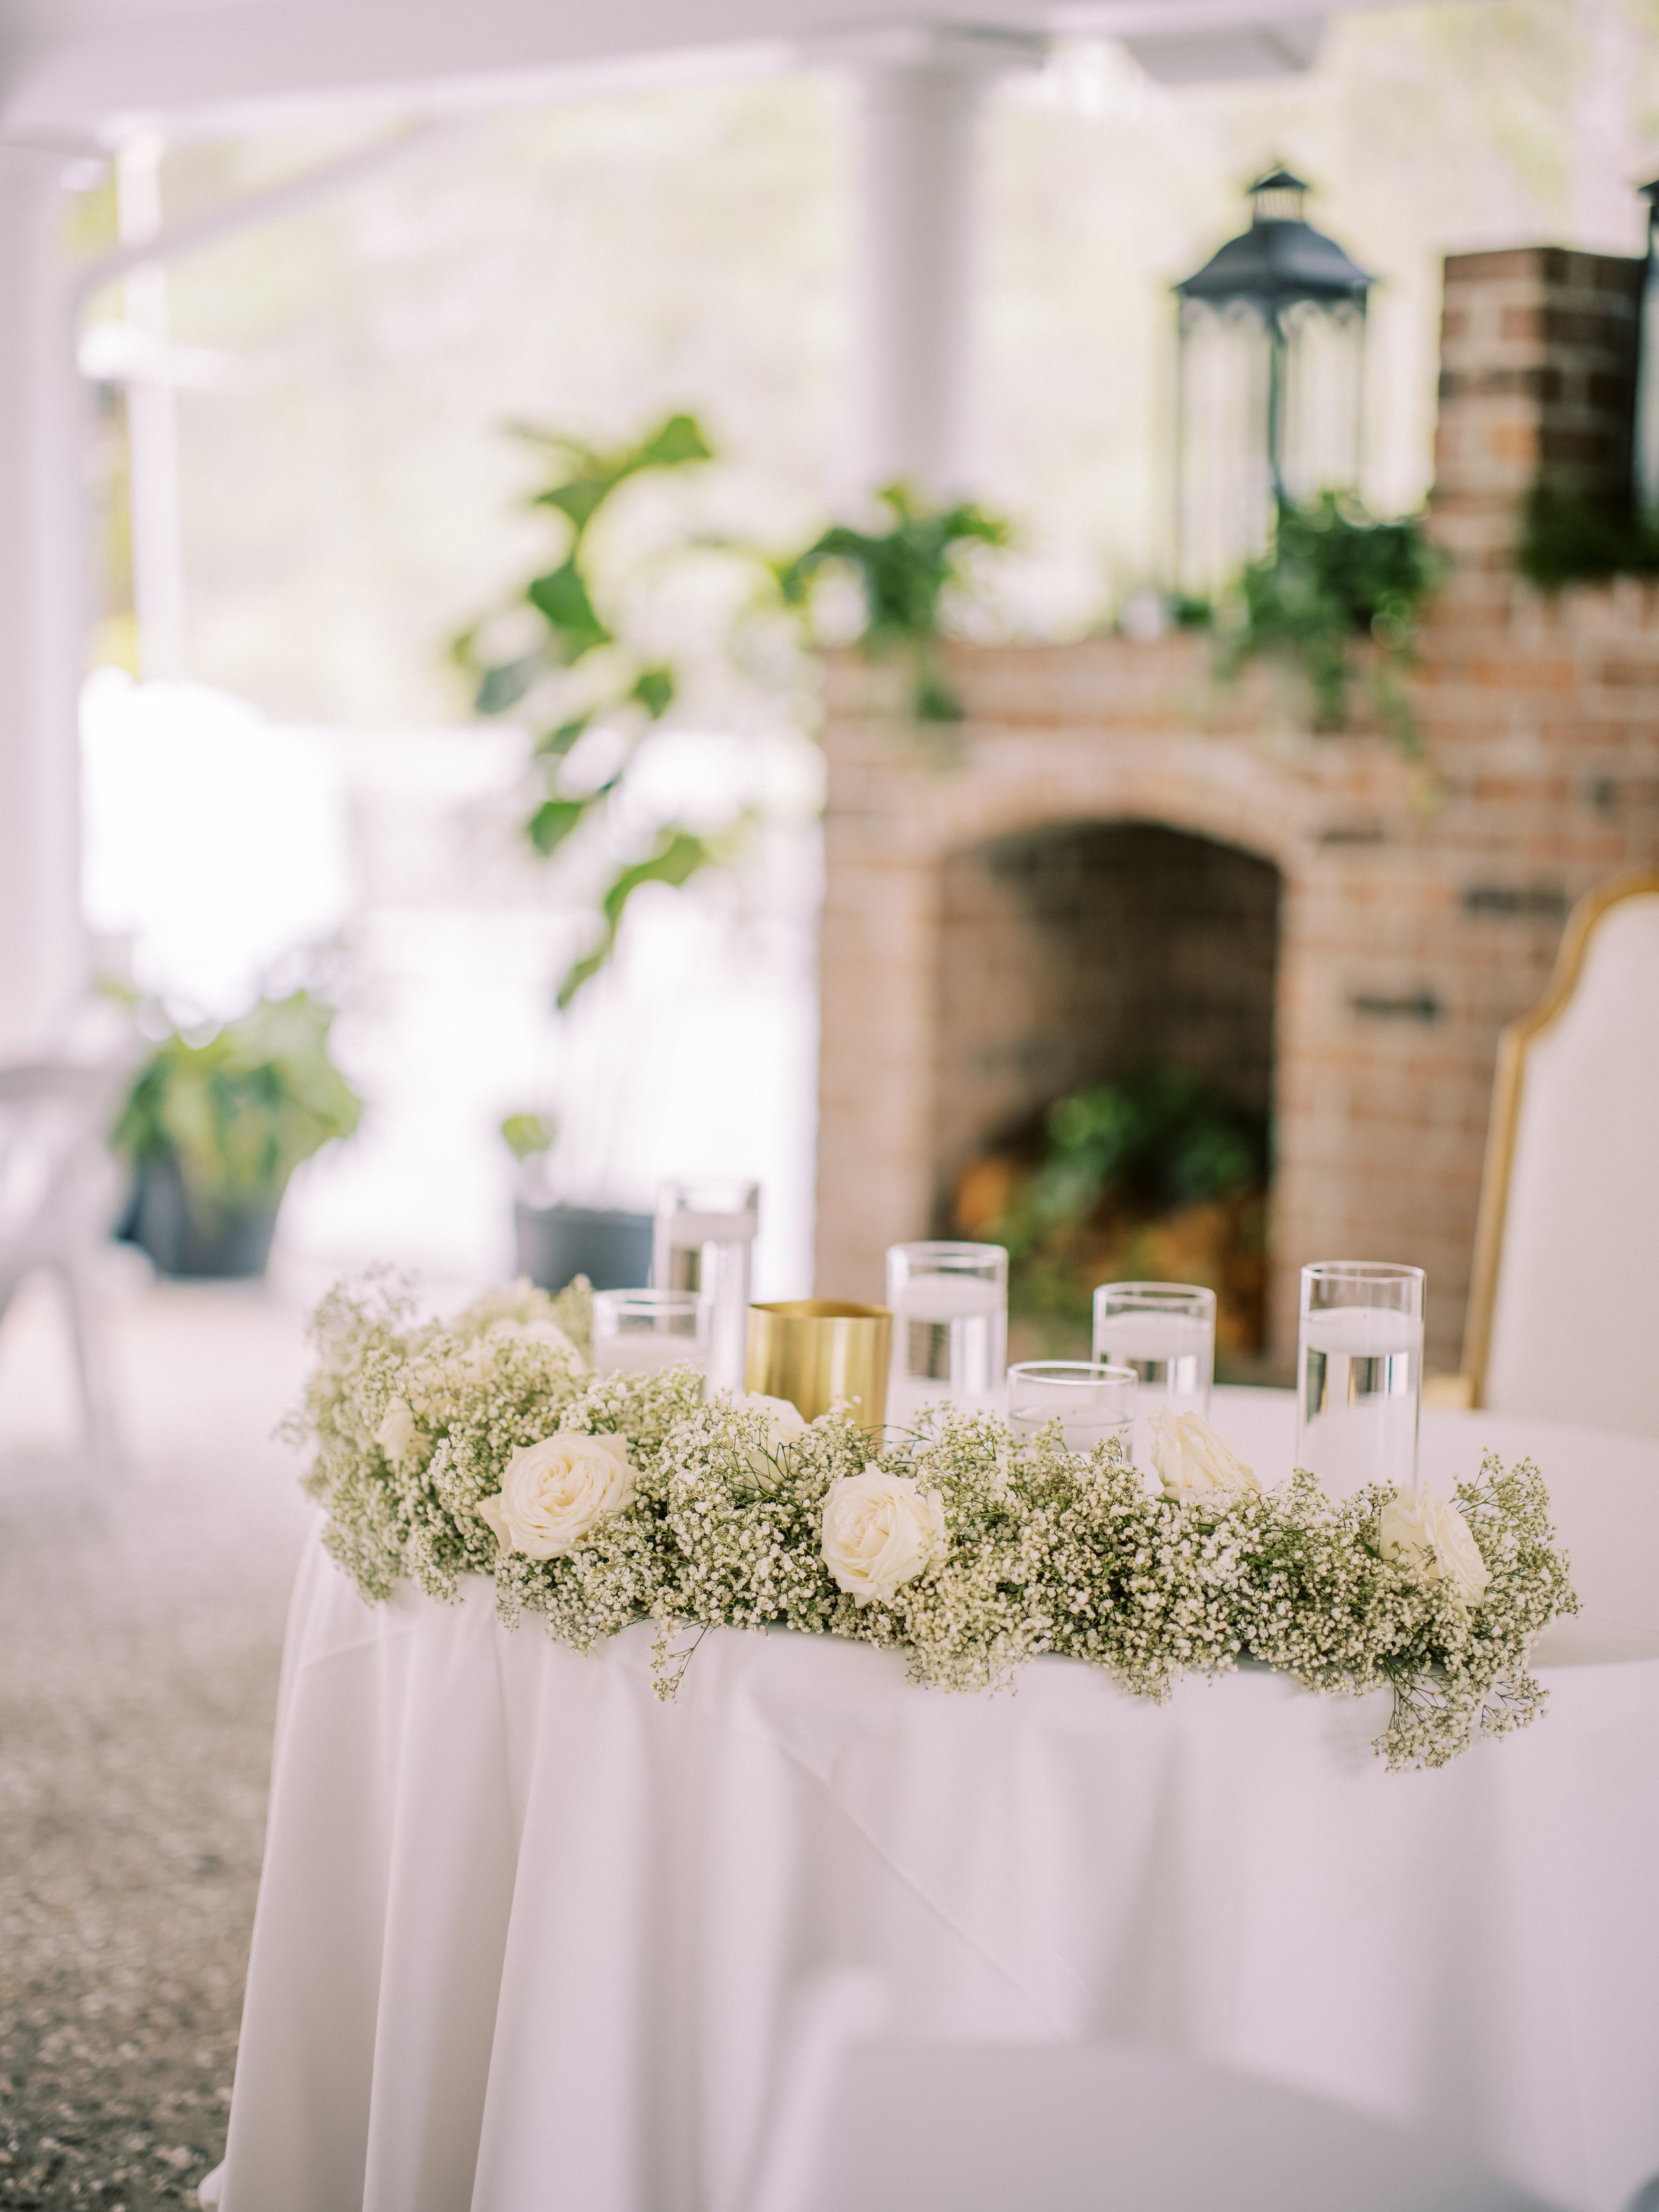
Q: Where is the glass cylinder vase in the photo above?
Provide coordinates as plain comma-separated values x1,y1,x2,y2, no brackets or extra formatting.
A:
1092,1281,1216,1465
1007,1361,1137,1454
591,1288,711,1385
652,1177,760,1396
885,1241,1007,1432
1295,1262,1425,1499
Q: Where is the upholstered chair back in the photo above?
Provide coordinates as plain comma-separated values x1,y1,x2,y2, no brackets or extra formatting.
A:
1469,877,1659,1436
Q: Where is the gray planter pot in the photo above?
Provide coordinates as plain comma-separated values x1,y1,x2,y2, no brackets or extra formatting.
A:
513,1201,652,1293
127,1155,283,1281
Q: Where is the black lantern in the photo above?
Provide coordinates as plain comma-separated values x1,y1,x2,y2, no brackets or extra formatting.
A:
1173,169,1373,591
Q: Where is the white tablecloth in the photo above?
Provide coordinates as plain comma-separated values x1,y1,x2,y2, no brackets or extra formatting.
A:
218,1393,1659,2212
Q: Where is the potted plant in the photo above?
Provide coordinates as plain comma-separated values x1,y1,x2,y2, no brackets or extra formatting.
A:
504,1112,653,1291
113,993,363,1280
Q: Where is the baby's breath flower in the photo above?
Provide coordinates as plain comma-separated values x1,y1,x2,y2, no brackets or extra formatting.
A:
286,1284,1578,1769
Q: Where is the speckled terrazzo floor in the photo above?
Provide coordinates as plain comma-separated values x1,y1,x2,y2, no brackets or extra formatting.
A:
0,1278,313,2212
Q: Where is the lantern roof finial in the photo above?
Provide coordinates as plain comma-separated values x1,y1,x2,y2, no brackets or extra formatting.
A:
1175,167,1372,313
1249,166,1308,222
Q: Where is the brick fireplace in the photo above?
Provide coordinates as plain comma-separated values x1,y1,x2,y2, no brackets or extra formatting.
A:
814,246,1659,1374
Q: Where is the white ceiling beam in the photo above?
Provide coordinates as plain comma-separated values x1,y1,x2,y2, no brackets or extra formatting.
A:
68,117,461,303
0,0,1421,141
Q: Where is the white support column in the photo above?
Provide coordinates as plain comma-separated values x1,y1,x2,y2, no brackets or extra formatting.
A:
830,25,1043,503
0,145,90,1059
117,131,188,680
0,123,463,1065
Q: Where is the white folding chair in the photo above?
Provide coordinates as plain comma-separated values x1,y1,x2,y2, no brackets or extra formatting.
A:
0,1060,129,1486
1442,871,1659,1436
748,2018,1563,2212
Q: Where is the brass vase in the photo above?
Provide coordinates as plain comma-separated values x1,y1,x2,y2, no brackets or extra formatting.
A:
745,1300,893,1430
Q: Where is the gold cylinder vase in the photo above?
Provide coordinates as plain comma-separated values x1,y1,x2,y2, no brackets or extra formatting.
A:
745,1301,892,1430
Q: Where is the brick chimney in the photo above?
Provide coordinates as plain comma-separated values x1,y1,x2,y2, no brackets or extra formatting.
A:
1431,246,1644,574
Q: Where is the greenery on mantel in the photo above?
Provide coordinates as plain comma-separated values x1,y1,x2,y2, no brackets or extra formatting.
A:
776,483,1011,726
1219,492,1445,755
1516,480,1659,591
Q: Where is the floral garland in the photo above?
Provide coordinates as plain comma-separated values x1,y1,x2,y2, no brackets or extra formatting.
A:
286,1274,1579,1771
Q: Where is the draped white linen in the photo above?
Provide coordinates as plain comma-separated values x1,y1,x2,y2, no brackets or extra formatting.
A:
217,1394,1659,2212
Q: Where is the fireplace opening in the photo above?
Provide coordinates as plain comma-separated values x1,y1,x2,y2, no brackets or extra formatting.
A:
934,820,1281,1367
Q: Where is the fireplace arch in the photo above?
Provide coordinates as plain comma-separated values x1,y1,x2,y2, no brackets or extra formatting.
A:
813,641,1486,1371
934,819,1282,1215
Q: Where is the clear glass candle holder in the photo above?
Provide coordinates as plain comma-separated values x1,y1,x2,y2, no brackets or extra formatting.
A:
591,1289,711,1383
1092,1281,1216,1466
1007,1361,1137,1454
652,1177,760,1396
885,1241,1008,1428
1295,1262,1425,1499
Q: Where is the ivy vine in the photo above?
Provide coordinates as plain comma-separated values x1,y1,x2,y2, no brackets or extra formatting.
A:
1515,479,1659,589
776,483,1010,724
1220,492,1444,754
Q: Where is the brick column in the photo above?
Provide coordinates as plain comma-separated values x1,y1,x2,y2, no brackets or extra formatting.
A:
1432,245,1644,574
814,664,947,1301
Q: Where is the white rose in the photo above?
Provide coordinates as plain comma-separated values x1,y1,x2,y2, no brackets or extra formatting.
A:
744,1392,808,1460
743,1392,808,1483
1149,1409,1262,1505
476,1431,637,1560
1379,1488,1491,1611
375,1396,417,1463
821,1467,946,1606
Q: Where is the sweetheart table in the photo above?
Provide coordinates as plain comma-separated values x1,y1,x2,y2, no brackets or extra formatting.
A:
216,1391,1659,2212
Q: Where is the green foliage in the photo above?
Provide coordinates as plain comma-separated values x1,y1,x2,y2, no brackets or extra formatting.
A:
1516,480,1659,589
528,411,712,534
455,413,719,1005
993,1067,1268,1265
525,796,591,857
1169,593,1216,630
776,482,1010,723
112,994,362,1209
500,1112,557,1162
456,435,1011,1007
968,1067,1270,1358
1225,493,1443,749
525,563,611,658
555,830,713,1008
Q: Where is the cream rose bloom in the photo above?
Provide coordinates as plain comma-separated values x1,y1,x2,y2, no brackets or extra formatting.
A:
745,1392,808,1449
747,1389,814,1477
821,1467,946,1606
1379,1488,1491,1611
476,1431,637,1560
1149,1408,1262,1505
374,1396,418,1463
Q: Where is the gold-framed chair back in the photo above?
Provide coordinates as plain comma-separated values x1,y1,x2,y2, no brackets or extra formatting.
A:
1461,870,1659,1434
